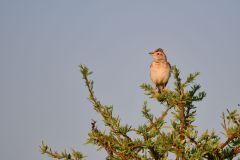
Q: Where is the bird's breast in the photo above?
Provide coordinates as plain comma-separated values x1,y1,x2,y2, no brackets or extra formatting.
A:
150,62,170,84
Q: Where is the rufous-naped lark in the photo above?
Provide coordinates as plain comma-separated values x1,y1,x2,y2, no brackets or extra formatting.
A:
149,48,171,92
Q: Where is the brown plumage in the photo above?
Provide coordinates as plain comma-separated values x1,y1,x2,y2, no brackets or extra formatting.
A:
149,48,171,92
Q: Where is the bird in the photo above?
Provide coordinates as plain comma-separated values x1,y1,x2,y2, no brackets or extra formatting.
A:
149,48,171,92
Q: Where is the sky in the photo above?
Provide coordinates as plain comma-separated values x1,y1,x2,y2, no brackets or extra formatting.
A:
0,1,240,159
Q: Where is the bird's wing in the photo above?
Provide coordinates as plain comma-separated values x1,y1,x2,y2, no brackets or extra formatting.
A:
163,62,171,88
167,62,171,68
168,62,171,77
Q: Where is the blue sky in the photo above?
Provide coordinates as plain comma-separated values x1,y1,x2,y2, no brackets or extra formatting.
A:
1,1,240,159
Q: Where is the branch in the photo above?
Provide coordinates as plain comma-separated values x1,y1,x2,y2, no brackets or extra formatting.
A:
40,142,85,160
233,146,240,155
146,106,172,132
220,134,237,150
80,65,131,143
222,146,240,159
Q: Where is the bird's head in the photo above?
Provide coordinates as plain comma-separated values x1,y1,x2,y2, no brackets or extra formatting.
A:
149,48,167,62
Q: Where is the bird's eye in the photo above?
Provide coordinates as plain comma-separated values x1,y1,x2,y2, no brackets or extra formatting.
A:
156,53,160,55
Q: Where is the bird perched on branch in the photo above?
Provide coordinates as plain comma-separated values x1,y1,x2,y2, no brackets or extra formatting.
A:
149,48,171,92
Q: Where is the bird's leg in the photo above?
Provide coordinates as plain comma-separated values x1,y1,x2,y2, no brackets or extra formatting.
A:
156,84,163,93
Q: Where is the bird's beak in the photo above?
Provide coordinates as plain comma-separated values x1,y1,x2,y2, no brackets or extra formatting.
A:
149,52,153,55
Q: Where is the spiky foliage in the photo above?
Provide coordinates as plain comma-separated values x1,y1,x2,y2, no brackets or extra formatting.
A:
40,141,85,160
41,65,240,160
